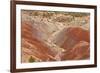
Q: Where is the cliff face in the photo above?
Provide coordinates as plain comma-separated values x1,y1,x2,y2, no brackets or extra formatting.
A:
21,10,90,63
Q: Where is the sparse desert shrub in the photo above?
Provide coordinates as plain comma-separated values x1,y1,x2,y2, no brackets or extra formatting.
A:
29,56,35,62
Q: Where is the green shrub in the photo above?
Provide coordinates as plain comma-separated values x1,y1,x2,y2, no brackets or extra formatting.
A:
29,56,35,63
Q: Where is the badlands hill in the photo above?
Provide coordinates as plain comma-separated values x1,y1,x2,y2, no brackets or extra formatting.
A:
21,10,90,63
